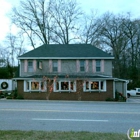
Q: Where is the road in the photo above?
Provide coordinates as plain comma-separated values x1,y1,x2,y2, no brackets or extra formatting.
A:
0,100,140,134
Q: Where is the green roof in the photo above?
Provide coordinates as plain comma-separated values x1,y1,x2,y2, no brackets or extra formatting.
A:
19,44,113,59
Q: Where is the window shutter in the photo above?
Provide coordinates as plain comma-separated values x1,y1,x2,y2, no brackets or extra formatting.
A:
76,60,80,72
49,60,52,72
85,60,89,72
24,60,27,72
33,60,36,72
58,60,61,72
101,60,104,72
92,60,96,73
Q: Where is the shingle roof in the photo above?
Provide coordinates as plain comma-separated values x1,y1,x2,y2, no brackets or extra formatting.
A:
19,44,113,59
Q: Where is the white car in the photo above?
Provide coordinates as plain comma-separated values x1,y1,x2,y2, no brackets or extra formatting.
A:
127,88,140,98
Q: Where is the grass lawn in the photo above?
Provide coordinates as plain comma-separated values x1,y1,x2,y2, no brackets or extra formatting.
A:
0,130,130,140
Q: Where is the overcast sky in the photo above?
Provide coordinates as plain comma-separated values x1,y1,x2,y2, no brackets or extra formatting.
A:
0,0,140,42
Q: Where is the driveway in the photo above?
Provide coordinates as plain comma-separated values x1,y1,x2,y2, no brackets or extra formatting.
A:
126,96,140,103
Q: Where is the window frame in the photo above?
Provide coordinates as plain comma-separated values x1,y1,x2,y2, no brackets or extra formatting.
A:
80,60,85,72
53,60,58,72
28,61,33,72
96,60,101,72
53,80,76,92
83,80,106,92
24,80,47,92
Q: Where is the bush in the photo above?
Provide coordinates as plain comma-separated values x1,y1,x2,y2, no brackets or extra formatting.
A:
115,91,126,102
12,88,18,99
6,96,12,99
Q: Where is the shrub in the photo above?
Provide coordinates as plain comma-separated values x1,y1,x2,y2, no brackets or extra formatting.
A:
115,91,126,102
6,96,12,99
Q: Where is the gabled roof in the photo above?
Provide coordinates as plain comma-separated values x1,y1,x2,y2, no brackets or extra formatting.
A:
18,44,114,59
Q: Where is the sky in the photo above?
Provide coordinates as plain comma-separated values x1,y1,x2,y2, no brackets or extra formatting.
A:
0,0,140,42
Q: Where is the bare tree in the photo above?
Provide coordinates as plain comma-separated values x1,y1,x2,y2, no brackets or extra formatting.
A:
5,32,26,66
99,12,129,78
11,0,53,48
123,17,140,80
79,10,102,47
0,45,8,67
11,0,83,46
48,0,83,44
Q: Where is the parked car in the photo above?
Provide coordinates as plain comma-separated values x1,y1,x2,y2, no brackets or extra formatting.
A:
127,88,140,98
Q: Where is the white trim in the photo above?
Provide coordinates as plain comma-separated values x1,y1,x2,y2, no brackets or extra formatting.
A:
114,78,129,83
24,80,47,92
53,80,76,92
83,80,107,92
18,57,114,60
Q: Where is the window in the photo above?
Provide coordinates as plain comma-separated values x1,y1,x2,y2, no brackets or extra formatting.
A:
84,81,106,91
85,81,89,90
96,60,101,72
53,61,58,72
38,61,42,69
91,81,99,90
24,80,46,92
80,60,85,72
54,80,76,92
28,61,33,72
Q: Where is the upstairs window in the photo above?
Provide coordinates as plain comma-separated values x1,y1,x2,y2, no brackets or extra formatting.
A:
80,60,85,72
53,61,58,72
28,61,33,72
38,61,42,69
96,60,101,72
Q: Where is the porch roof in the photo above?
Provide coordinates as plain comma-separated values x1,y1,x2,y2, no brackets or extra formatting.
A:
14,74,113,80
